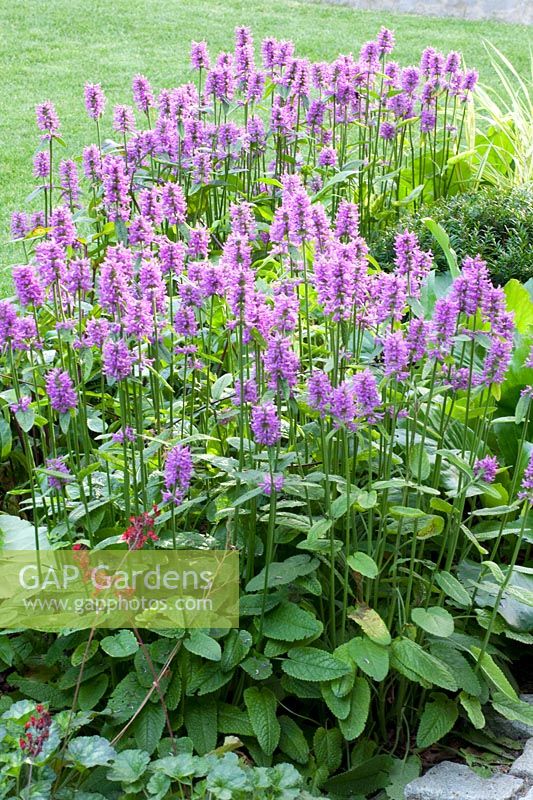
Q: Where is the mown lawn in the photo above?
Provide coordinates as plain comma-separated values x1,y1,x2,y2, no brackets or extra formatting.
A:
1,0,531,293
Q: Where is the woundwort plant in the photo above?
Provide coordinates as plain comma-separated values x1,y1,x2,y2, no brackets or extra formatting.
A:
2,26,532,797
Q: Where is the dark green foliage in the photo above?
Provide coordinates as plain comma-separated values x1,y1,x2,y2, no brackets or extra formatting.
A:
372,184,533,285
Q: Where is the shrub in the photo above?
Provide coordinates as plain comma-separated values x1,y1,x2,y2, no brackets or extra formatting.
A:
2,26,533,799
371,183,533,285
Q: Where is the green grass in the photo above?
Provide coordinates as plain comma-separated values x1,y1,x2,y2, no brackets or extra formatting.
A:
1,0,531,293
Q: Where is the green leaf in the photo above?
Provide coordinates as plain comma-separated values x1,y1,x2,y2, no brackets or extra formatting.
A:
435,571,471,606
279,715,310,764
430,643,481,697
244,687,280,756
263,602,323,641
349,606,391,646
416,693,458,748
422,218,459,278
107,749,150,783
391,638,457,691
240,655,273,681
324,755,394,797
469,647,517,700
147,772,171,800
67,736,116,768
459,692,485,729
321,682,351,720
100,630,139,658
346,637,389,681
347,552,379,579
386,756,421,800
504,279,533,334
245,555,318,592
390,506,426,518
409,443,431,481
282,647,351,682
105,674,146,723
184,697,217,755
71,640,99,667
78,674,109,711
132,703,165,755
313,727,343,774
0,417,12,460
15,407,35,433
491,692,533,726
411,607,454,637
218,703,254,737
339,677,371,741
0,514,49,550
220,630,252,672
184,631,221,662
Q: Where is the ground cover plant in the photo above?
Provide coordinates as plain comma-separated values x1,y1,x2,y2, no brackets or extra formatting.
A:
371,182,533,285
1,24,533,800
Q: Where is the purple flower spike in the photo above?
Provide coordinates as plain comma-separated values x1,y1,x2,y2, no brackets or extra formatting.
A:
46,369,77,414
84,83,106,119
251,403,281,447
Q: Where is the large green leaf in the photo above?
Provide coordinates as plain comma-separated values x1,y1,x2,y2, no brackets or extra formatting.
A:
411,607,454,638
279,715,310,764
323,755,394,797
262,601,323,641
107,749,150,783
469,648,517,700
504,279,533,334
282,647,351,682
244,687,280,756
184,631,222,662
391,638,457,691
184,696,217,755
67,736,116,768
132,703,165,755
313,727,343,774
245,555,319,592
338,677,370,741
345,637,389,681
416,693,458,748
0,514,49,550
100,630,139,658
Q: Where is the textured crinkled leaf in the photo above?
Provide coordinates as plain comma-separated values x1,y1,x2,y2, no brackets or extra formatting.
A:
338,677,370,741
107,749,150,783
416,693,458,747
469,647,517,700
263,601,323,641
132,703,165,755
391,638,457,691
184,696,217,755
67,736,116,768
279,715,310,764
313,727,343,774
243,687,280,756
459,692,485,729
282,647,351,682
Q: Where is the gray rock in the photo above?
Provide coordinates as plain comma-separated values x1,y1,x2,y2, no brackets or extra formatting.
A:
488,694,533,742
510,737,533,780
523,790,533,800
404,761,524,800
